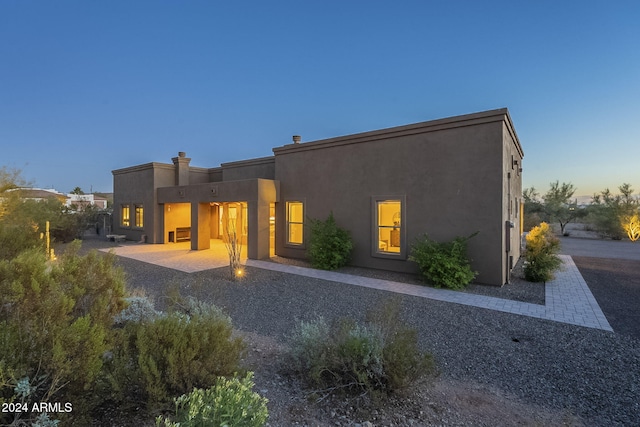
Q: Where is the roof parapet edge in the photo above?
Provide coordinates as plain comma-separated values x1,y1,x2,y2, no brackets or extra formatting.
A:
273,108,515,155
112,162,173,175
221,155,275,168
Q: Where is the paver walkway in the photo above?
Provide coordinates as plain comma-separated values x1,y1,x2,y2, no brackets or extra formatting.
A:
246,255,612,332
104,242,612,332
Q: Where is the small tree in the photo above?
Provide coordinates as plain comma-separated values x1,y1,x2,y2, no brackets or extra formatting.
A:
542,181,585,235
524,222,562,282
588,183,639,240
307,212,353,270
523,187,546,231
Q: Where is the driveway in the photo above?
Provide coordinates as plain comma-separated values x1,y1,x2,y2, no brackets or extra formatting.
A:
559,236,640,260
560,236,640,340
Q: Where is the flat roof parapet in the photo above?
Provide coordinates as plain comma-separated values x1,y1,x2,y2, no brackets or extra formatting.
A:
273,108,522,158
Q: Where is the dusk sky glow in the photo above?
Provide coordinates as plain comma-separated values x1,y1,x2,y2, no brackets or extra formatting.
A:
1,1,638,197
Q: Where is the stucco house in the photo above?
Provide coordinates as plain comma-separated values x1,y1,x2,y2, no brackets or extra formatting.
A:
112,108,523,285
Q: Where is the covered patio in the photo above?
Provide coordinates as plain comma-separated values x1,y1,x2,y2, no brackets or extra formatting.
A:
101,239,246,273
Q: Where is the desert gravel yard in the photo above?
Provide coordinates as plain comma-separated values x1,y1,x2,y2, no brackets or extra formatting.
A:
111,256,639,426
76,236,639,426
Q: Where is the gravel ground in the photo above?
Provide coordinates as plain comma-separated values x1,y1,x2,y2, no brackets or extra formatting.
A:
270,255,546,306
73,237,639,426
572,256,640,341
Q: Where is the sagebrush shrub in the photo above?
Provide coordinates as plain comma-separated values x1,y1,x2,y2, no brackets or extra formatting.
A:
524,222,562,282
290,317,384,394
366,298,435,390
109,302,245,406
156,372,268,427
308,212,353,270
113,296,161,325
289,316,332,385
289,300,435,398
334,320,385,390
409,232,478,289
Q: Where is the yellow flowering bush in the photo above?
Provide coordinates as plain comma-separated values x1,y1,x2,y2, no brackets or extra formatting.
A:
621,213,640,242
524,222,562,282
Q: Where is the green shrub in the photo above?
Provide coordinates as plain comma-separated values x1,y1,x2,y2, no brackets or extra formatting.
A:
524,222,562,282
287,316,331,386
308,212,353,270
409,232,478,289
587,184,638,240
289,301,435,398
0,222,44,261
366,298,435,391
333,319,385,391
290,317,384,394
523,211,543,233
107,302,245,407
156,372,268,427
0,243,127,424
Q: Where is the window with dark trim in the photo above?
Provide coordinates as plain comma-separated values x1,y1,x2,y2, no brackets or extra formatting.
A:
372,196,406,258
134,204,144,228
286,201,304,245
121,205,130,227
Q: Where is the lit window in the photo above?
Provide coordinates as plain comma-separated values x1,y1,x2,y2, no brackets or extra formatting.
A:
135,205,144,228
121,205,130,227
286,201,304,245
372,197,405,258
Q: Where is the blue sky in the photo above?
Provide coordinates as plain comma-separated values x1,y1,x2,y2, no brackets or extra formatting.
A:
1,0,638,197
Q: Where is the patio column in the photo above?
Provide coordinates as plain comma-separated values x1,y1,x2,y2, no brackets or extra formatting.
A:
247,200,271,259
191,202,211,250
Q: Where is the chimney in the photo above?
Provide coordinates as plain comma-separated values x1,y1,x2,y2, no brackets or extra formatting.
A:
292,135,301,144
172,152,191,186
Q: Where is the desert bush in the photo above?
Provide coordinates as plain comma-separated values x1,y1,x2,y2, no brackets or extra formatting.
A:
587,184,639,240
308,212,353,270
0,222,44,261
51,241,127,325
290,317,384,394
523,211,543,233
366,298,435,390
155,372,268,427
113,296,162,325
524,222,562,282
106,301,245,407
621,213,640,242
409,232,478,289
289,301,435,398
32,413,61,427
0,243,127,424
586,203,626,239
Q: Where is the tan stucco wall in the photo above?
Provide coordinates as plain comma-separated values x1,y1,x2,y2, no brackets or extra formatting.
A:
112,109,523,285
112,162,181,243
501,119,525,282
221,157,276,181
163,202,191,242
273,109,521,285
